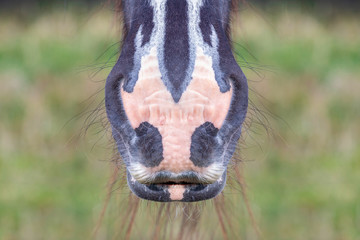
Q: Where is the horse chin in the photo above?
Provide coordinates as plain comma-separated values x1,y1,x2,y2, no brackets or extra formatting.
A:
126,170,227,202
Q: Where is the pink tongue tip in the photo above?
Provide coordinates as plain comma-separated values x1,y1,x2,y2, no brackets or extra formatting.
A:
168,185,186,201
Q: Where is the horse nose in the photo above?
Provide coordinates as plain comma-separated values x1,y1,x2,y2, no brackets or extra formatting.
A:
129,121,225,179
121,46,232,172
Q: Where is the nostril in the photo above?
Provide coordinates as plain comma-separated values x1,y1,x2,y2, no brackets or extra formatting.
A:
134,122,151,137
204,122,219,136
190,122,221,167
133,122,164,167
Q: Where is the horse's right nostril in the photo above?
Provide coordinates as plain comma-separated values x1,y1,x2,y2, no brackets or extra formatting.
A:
133,122,163,167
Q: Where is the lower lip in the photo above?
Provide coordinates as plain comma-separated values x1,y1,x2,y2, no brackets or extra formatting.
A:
147,183,208,201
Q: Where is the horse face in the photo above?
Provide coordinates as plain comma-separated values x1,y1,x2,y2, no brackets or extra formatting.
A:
105,0,248,202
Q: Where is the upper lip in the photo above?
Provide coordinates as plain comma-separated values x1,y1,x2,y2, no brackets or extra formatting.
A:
138,171,214,185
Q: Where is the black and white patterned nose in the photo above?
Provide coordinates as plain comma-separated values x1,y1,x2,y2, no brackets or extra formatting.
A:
105,0,248,202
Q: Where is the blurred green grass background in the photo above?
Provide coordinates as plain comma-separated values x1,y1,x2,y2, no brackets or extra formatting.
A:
0,5,359,240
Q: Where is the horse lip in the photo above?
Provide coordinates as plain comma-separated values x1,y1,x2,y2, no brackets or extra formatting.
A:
130,171,213,193
127,170,227,202
128,162,225,185
147,182,207,192
141,171,216,185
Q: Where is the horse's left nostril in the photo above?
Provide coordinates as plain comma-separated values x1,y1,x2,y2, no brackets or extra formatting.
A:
190,122,222,167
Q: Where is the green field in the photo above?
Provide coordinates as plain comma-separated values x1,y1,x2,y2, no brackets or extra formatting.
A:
0,7,359,240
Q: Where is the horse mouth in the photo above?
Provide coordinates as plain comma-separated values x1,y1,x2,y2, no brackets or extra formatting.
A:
147,177,209,191
127,170,227,202
147,182,207,192
131,169,217,189
151,181,205,186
